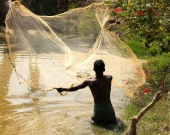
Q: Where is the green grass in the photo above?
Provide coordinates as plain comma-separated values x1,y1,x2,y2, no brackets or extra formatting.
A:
121,35,170,135
104,0,112,5
143,53,170,86
146,53,170,72
123,103,141,119
123,97,170,135
68,2,78,10
125,39,147,58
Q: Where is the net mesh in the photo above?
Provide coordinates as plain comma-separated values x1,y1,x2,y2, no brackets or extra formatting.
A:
5,0,145,97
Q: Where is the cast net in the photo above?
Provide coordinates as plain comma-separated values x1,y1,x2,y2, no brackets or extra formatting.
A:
5,0,145,97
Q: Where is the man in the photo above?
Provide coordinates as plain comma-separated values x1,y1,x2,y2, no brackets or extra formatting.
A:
56,60,118,125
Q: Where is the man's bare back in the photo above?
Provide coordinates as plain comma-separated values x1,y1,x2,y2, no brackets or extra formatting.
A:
86,75,112,104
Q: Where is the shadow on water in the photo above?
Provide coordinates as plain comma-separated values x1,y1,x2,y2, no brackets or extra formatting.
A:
0,42,16,132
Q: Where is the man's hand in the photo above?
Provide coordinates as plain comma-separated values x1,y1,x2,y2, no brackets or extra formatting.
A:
55,87,66,93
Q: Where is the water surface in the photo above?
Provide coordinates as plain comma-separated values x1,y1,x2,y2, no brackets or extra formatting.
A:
0,43,127,135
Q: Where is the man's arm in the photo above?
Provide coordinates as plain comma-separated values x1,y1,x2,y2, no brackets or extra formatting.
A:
56,80,88,93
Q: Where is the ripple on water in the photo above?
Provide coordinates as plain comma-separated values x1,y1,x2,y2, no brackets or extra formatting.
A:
5,98,31,105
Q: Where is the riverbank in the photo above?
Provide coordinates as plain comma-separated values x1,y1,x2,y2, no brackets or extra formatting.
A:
106,11,170,135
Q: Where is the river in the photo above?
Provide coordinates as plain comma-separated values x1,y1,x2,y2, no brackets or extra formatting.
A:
0,39,128,134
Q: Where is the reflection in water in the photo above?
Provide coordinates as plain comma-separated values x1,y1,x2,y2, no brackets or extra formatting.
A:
29,56,40,91
0,43,127,134
0,43,15,133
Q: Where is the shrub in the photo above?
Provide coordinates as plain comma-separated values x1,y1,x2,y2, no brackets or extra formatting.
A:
115,0,170,53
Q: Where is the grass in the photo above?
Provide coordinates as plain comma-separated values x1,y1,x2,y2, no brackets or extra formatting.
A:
121,36,170,135
123,96,170,135
125,37,147,59
68,2,78,10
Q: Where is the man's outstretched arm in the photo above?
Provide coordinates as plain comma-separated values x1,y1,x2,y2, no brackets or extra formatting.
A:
56,80,88,93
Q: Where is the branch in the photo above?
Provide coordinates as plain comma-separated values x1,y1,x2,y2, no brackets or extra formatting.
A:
125,91,163,135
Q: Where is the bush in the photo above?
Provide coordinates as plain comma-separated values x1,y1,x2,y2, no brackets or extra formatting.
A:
114,0,170,53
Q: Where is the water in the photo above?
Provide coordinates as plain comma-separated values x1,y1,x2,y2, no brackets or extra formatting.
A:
0,42,128,135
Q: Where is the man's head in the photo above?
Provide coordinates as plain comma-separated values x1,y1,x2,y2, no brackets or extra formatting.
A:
93,60,105,73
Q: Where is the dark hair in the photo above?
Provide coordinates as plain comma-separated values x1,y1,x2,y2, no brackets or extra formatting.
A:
93,60,105,73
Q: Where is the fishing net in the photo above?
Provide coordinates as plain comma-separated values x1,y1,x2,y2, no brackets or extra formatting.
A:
5,0,145,97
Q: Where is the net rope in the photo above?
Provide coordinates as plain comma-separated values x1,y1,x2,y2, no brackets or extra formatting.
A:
5,0,145,97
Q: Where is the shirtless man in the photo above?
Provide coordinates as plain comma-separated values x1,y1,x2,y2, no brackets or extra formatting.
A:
56,60,118,125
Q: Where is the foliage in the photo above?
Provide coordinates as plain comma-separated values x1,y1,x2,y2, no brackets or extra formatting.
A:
144,53,170,85
114,0,170,53
68,2,78,10
25,0,69,15
112,2,170,134
124,37,147,58
122,34,170,134
104,0,112,5
78,9,100,37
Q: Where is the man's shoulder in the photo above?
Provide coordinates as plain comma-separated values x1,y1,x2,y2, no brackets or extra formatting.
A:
86,75,112,81
86,77,96,81
105,75,112,79
84,77,97,84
